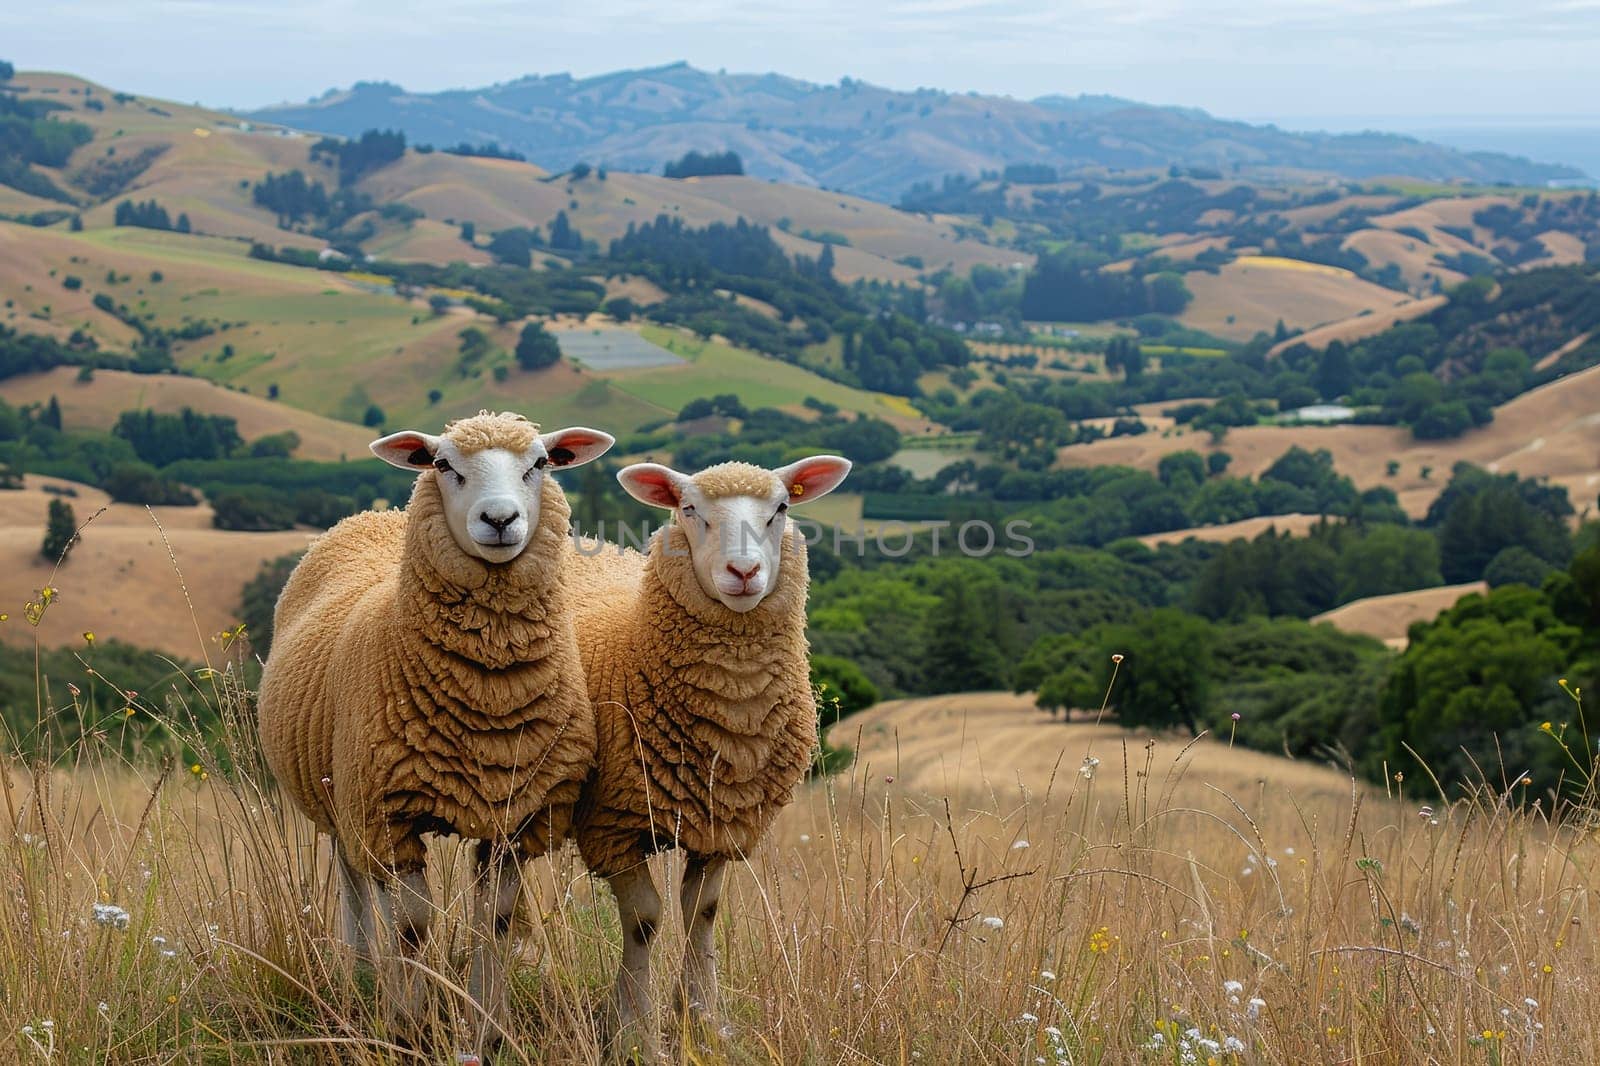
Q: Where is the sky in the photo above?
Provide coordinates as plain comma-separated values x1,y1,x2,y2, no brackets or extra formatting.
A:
8,0,1599,126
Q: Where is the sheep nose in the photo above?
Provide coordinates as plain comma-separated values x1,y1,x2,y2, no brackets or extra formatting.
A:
726,561,760,581
480,510,519,533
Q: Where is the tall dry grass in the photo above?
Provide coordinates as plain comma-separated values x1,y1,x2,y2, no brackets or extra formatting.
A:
2,542,1595,1063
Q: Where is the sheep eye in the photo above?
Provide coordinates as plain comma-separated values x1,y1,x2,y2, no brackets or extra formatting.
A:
534,456,549,470
434,458,465,486
768,501,788,526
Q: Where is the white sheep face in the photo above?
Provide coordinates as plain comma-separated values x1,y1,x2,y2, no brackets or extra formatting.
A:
619,456,852,612
372,426,614,563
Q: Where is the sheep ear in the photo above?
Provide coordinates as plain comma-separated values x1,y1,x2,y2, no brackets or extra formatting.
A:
617,463,688,509
774,455,852,506
540,426,615,468
371,430,443,470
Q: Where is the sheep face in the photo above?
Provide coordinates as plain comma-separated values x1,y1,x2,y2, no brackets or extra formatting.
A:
619,455,852,612
373,424,614,563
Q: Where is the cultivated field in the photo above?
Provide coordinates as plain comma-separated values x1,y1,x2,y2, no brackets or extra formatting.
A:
3,678,1593,1063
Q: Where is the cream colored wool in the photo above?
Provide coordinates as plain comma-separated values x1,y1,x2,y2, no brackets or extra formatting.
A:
258,417,596,877
567,489,816,877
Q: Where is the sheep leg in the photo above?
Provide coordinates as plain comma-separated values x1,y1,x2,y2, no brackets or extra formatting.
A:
677,854,728,1035
606,864,662,1059
335,842,378,961
374,865,434,1032
467,840,524,1044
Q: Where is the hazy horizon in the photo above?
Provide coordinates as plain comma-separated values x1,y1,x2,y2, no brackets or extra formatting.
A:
10,1,1600,177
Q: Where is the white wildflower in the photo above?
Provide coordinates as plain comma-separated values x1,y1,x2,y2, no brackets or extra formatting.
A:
981,915,1004,930
1079,755,1101,779
1223,980,1244,995
1223,1035,1245,1053
151,935,167,947
1044,1026,1063,1039
1039,969,1056,982
798,834,811,844
1247,997,1265,1021
1525,998,1539,1010
92,903,131,930
1013,839,1030,850
1019,1012,1039,1023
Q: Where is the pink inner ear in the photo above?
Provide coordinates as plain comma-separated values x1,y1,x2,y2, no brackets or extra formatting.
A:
387,434,427,453
789,458,847,498
626,469,680,507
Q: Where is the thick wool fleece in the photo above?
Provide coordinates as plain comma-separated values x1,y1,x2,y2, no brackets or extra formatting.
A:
258,461,596,877
567,517,817,877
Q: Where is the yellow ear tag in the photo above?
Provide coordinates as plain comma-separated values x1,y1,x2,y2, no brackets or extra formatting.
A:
792,483,805,497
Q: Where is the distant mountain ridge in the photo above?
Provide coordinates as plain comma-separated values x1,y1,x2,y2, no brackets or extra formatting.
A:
244,62,1581,201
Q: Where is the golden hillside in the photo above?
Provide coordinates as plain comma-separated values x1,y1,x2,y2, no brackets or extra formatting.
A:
1058,361,1600,517
0,476,310,657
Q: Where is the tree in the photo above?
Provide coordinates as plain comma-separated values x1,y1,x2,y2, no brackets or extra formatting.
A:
488,227,536,268
1336,525,1442,603
547,210,582,252
515,322,562,371
810,654,880,725
918,573,1009,693
362,404,385,427
663,150,744,179
1095,608,1214,733
1373,584,1579,794
1484,546,1556,589
239,551,305,657
1313,341,1354,399
40,395,62,430
0,60,14,82
42,497,77,562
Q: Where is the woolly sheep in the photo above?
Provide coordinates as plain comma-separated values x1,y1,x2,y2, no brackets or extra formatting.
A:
256,411,614,1033
565,455,852,1048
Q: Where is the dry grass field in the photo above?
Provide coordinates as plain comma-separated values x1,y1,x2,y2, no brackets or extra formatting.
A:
1266,296,1448,358
1181,259,1413,342
0,476,312,656
1060,361,1600,518
1137,513,1325,548
0,368,373,461
1311,582,1488,649
3,668,1595,1064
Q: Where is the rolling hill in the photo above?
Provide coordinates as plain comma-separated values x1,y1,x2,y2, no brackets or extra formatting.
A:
0,475,311,657
244,63,1581,201
827,690,1360,802
1310,582,1487,649
0,367,373,461
1,71,1015,286
1058,360,1600,518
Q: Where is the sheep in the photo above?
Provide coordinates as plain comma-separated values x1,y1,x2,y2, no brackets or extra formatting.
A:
256,411,614,1034
564,454,852,1048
